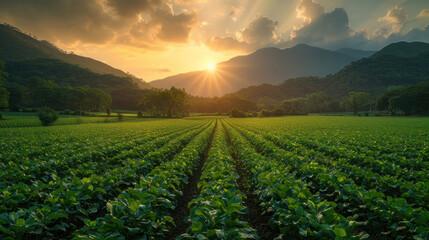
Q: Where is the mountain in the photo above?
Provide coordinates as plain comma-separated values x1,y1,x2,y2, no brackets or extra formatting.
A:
234,44,429,101
336,48,376,59
150,44,358,97
371,41,429,58
0,23,150,89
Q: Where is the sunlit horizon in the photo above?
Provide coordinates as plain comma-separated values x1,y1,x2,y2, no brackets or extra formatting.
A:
0,0,427,81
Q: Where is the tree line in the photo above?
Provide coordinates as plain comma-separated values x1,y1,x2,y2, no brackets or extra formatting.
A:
1,59,428,117
139,87,188,117
376,82,429,115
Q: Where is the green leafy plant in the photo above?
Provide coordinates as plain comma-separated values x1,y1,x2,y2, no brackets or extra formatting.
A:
37,107,58,126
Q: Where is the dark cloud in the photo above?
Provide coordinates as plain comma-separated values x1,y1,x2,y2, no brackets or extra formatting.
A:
289,2,428,50
153,9,198,43
0,0,198,48
205,14,280,52
0,0,118,44
290,8,351,47
242,15,279,44
106,0,162,17
384,25,429,43
206,36,248,52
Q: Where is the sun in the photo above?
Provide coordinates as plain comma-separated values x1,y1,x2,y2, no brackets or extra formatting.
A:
208,63,216,71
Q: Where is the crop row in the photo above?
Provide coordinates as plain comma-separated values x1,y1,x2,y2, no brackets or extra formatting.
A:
181,123,258,239
226,120,428,239
73,120,216,239
0,120,212,239
0,122,205,188
223,120,362,239
241,119,428,174
0,122,208,214
243,126,427,208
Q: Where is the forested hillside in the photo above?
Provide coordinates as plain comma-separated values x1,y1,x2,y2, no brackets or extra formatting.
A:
4,59,146,110
235,51,429,101
0,23,150,88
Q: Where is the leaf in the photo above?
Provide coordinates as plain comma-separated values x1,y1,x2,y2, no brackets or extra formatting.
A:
0,225,13,236
295,206,304,216
46,212,68,220
16,218,25,227
54,224,67,232
129,200,140,214
191,221,203,232
299,227,307,236
215,229,225,238
333,227,347,238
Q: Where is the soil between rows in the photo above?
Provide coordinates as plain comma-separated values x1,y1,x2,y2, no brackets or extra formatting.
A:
165,121,217,239
223,121,278,240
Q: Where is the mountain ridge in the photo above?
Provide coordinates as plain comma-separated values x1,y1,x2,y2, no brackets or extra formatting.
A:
0,23,151,89
234,49,429,101
371,41,429,58
151,44,358,96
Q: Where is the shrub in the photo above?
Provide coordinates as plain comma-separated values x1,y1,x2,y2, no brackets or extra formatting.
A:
260,109,271,117
37,107,58,126
0,111,5,120
106,107,111,116
137,111,143,118
230,108,246,118
62,109,72,115
272,108,285,116
117,113,123,121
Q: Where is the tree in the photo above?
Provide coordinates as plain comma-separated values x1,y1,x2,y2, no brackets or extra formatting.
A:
139,87,189,117
306,92,329,113
376,86,404,113
167,87,188,117
0,61,9,109
348,92,370,115
0,60,7,86
282,97,307,115
0,87,8,109
257,96,280,110
230,108,246,118
379,82,429,115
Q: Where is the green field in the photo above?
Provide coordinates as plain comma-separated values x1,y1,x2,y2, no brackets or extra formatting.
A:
0,116,428,239
0,112,157,128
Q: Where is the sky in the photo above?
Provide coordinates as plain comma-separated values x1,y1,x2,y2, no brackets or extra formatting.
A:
0,0,428,81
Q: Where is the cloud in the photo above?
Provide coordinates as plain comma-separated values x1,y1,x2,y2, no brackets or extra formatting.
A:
417,9,429,18
206,36,248,52
242,15,280,44
296,0,325,23
384,25,429,43
0,0,119,44
205,14,280,52
173,0,206,5
106,0,162,17
152,8,198,43
0,0,198,48
378,6,408,33
290,8,352,46
230,6,244,22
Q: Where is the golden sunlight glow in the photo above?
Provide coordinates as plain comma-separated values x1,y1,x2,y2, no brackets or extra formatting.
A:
208,63,216,71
